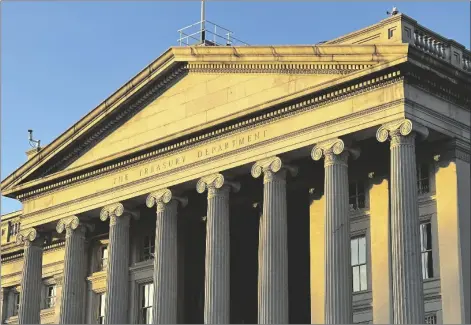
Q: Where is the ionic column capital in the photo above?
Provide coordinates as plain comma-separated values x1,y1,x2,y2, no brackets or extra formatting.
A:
312,138,360,167
376,119,429,145
197,173,240,198
100,202,139,224
16,228,43,247
146,188,188,212
56,216,94,236
251,156,298,183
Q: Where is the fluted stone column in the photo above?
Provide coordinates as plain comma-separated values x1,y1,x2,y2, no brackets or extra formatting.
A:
56,216,93,324
100,203,137,324
146,189,188,324
312,138,359,324
377,119,428,324
252,156,297,324
197,173,240,324
16,229,44,324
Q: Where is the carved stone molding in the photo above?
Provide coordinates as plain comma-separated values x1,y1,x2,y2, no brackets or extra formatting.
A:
197,173,240,198
187,62,372,75
99,203,139,225
376,119,429,147
311,138,360,167
56,216,94,236
16,228,43,246
433,138,471,165
146,188,188,212
251,156,298,183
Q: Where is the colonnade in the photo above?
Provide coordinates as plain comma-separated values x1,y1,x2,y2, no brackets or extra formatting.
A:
15,119,428,324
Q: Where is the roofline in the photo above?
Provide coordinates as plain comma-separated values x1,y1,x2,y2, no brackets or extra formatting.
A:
1,210,22,221
0,47,175,190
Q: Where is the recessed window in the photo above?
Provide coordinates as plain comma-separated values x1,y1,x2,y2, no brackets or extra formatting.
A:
142,235,155,262
45,285,56,308
139,283,154,324
13,292,20,316
417,163,430,194
349,181,366,210
100,246,108,271
420,221,434,279
351,235,368,292
425,313,437,324
98,293,106,324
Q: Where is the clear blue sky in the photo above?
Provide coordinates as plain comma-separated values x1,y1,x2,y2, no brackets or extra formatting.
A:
1,1,470,214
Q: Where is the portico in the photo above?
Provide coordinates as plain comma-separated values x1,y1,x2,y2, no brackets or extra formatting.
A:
1,12,470,325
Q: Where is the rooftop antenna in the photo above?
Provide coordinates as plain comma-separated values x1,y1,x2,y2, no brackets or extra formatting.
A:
28,129,41,150
200,0,206,44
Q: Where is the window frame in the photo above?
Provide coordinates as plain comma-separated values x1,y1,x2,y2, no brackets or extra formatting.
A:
13,291,20,316
139,282,154,324
351,234,368,293
141,235,155,262
420,220,434,280
44,284,57,309
417,162,431,195
349,180,367,211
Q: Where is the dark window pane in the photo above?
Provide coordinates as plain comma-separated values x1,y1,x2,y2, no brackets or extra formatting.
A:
357,194,366,209
349,183,356,196
357,181,365,195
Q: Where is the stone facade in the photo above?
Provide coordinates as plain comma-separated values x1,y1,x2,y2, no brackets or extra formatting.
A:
1,13,470,324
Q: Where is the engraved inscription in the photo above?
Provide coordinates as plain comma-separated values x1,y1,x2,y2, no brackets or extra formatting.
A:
110,129,268,187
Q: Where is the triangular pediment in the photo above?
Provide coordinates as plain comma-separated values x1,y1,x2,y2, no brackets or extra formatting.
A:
1,43,409,197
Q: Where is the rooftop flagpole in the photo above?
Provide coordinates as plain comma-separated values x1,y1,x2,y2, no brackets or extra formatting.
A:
200,0,206,44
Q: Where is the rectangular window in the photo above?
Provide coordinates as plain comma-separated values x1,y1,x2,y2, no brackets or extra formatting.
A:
420,222,434,279
13,292,20,316
425,313,437,324
142,235,155,261
140,283,154,324
98,293,106,324
349,181,366,210
100,246,108,271
351,235,368,292
417,163,430,194
45,285,56,308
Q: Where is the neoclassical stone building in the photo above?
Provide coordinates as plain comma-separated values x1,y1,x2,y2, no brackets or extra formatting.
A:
1,13,470,325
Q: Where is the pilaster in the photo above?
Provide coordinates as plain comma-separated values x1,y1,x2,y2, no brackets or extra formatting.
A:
434,139,470,324
16,228,44,325
56,216,93,324
377,118,427,324
100,203,137,324
197,173,240,324
309,189,325,324
146,189,188,324
252,156,297,324
368,174,393,324
312,138,358,324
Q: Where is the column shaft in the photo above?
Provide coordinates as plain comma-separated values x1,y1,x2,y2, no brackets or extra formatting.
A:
59,226,87,324
323,153,352,324
204,185,230,324
18,236,43,324
153,200,179,323
258,171,289,324
390,133,425,323
104,214,131,324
